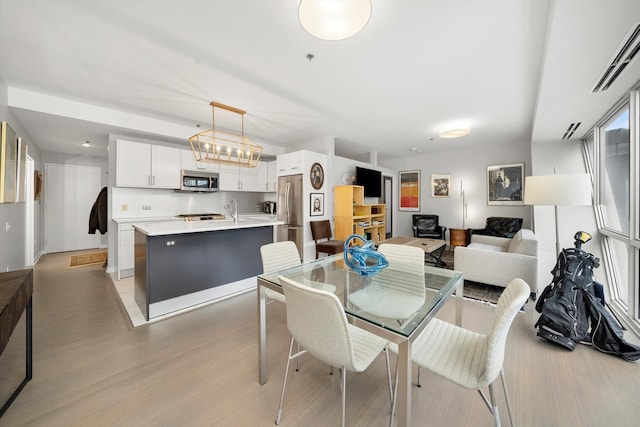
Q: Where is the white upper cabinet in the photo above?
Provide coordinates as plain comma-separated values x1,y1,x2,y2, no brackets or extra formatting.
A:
276,151,305,176
180,149,220,172
254,161,268,192
219,161,275,192
116,139,180,189
266,161,277,192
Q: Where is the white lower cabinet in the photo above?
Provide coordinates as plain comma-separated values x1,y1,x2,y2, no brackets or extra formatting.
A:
118,223,135,279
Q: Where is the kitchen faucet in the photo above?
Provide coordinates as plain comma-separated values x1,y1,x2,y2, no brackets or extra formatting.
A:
230,199,238,222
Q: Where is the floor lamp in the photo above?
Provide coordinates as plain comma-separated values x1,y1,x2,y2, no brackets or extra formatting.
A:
524,174,592,256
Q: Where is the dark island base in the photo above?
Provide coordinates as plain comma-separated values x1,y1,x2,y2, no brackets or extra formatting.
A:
135,226,273,320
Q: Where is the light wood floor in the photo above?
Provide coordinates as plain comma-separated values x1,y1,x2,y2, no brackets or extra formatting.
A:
1,250,640,426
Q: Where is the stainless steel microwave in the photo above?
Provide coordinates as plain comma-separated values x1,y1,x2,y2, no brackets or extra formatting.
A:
179,170,219,192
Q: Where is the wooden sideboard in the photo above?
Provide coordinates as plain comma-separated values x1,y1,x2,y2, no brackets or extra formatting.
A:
0,269,33,417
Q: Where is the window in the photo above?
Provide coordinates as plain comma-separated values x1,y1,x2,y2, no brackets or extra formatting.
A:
590,89,639,335
600,108,630,235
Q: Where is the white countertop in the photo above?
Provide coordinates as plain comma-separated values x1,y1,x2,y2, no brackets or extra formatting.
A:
113,216,181,224
132,216,283,236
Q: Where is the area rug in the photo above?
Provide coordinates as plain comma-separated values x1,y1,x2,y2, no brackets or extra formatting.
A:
69,251,107,268
436,246,505,306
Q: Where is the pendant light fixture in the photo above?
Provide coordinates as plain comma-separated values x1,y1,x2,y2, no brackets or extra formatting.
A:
189,101,262,168
298,0,372,41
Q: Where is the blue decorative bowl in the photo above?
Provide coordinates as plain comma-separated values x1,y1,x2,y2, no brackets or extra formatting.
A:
343,234,388,276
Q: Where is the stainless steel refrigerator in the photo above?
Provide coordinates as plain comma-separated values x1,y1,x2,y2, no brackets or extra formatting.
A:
277,174,303,258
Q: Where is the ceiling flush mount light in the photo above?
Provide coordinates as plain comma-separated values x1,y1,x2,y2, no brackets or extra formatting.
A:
298,0,372,41
189,101,262,168
82,140,91,147
439,123,471,139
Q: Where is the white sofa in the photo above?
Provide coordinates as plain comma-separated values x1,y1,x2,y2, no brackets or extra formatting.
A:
453,229,538,296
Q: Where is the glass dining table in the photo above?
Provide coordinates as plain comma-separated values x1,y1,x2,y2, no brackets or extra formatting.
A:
257,254,464,427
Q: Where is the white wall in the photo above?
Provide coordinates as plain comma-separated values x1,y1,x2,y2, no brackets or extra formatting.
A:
0,75,43,271
379,141,533,239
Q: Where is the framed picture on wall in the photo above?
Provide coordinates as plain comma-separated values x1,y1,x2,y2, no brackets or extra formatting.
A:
1,121,18,203
487,163,524,205
399,170,420,211
431,174,450,197
310,193,324,216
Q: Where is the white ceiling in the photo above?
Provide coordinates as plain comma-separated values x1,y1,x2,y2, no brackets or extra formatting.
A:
1,0,639,161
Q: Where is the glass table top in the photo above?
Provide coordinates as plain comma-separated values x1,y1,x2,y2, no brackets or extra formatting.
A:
258,254,463,338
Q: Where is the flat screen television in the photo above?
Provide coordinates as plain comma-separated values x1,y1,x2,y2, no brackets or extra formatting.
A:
355,166,382,197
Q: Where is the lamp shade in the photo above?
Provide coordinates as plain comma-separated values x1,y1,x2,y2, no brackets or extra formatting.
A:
524,174,592,206
298,0,372,41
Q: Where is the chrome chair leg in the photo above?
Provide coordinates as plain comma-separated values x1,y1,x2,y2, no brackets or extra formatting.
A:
275,337,295,425
384,347,393,408
500,369,515,427
341,368,347,427
488,383,502,427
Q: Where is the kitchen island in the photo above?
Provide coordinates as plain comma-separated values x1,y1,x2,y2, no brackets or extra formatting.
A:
133,217,283,320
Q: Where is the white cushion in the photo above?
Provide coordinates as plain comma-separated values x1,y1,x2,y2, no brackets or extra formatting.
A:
507,230,523,253
467,242,506,252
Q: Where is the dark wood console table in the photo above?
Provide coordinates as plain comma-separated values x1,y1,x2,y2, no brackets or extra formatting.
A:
449,228,470,247
0,269,33,417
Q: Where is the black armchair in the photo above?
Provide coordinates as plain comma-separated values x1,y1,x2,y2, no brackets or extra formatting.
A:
412,214,447,240
469,217,523,238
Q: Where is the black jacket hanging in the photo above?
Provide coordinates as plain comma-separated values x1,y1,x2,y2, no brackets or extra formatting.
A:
89,187,108,235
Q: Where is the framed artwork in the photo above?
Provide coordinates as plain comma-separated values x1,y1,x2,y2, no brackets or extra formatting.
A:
310,192,324,216
34,170,43,200
0,121,18,203
487,163,524,205
310,162,324,190
431,174,450,197
399,170,420,211
16,137,27,203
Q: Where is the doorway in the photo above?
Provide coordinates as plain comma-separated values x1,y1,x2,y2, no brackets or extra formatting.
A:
25,155,34,266
383,175,393,238
44,163,101,253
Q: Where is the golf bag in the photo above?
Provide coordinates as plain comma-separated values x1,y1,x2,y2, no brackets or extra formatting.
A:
535,231,640,361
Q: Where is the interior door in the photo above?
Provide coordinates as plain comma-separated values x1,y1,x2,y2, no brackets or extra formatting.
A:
44,163,101,253
383,175,393,238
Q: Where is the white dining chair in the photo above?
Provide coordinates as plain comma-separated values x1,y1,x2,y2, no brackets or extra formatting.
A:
347,243,426,320
276,275,393,427
260,241,301,303
389,278,530,427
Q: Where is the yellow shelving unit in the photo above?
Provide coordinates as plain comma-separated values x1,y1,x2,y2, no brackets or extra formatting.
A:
334,185,385,244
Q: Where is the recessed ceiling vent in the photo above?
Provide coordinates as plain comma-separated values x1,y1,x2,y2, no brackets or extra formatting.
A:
562,122,581,140
591,22,640,93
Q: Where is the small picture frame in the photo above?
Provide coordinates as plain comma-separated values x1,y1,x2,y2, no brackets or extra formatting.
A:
310,193,324,216
310,162,324,190
431,174,450,198
487,163,524,205
399,170,420,211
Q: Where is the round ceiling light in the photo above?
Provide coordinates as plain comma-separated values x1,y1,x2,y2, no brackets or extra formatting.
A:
439,124,471,139
298,0,372,41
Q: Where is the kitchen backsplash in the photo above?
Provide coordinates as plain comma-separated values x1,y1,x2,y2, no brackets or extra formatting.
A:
111,187,275,219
